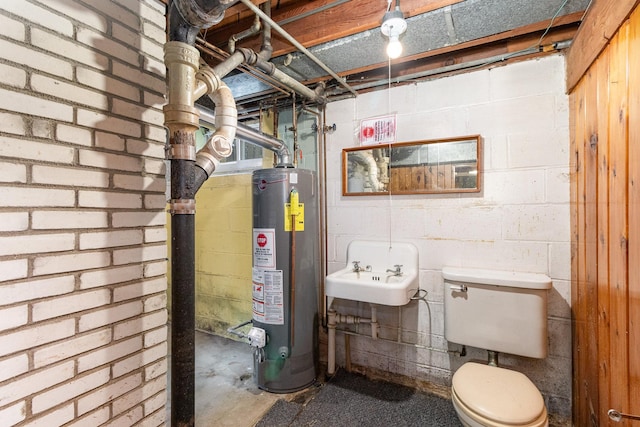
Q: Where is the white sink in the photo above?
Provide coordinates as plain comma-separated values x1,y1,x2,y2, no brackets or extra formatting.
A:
326,240,419,306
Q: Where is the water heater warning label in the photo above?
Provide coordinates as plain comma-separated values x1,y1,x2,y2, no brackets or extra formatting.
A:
252,268,284,325
253,228,275,269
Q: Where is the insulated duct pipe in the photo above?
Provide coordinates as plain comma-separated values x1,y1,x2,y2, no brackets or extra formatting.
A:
197,106,293,166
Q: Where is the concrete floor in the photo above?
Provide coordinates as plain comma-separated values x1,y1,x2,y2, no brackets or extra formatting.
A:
167,330,285,426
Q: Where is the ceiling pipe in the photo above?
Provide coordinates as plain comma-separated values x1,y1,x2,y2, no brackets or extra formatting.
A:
257,0,273,61
169,0,239,44
208,46,326,104
197,105,293,166
237,0,359,98
329,40,574,97
228,14,260,54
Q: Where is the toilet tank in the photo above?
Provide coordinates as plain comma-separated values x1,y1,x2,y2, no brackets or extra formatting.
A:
442,267,552,359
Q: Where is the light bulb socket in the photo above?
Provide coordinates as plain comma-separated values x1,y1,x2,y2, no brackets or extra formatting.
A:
380,9,407,38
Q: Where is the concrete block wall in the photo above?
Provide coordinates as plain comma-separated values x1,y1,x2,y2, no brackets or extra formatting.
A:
193,174,254,334
324,55,572,419
0,1,168,425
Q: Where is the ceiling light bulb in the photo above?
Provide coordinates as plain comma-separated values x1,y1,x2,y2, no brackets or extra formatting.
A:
381,7,407,59
386,36,403,59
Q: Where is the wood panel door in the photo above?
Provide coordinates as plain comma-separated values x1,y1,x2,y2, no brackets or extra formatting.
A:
570,6,640,425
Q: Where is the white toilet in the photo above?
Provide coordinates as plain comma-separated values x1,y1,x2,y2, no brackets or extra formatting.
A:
442,267,552,427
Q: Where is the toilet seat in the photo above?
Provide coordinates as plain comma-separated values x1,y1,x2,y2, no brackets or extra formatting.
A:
451,362,548,427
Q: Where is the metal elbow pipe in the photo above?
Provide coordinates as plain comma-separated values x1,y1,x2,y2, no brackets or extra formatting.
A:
169,0,238,44
195,83,237,176
238,48,325,104
213,49,250,79
198,106,292,167
228,14,261,53
258,0,273,60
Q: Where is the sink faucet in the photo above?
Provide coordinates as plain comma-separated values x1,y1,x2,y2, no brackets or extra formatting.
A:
386,264,403,276
352,261,365,272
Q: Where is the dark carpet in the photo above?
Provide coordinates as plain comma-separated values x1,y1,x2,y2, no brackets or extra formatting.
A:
255,369,463,427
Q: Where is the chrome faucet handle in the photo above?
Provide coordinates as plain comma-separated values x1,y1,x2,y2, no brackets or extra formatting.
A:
386,264,403,275
352,261,361,269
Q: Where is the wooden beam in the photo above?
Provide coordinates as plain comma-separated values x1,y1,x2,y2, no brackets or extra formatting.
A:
376,20,580,79
565,0,640,92
204,0,465,54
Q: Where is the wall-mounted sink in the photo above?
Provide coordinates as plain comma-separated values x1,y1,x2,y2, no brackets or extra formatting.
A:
326,240,419,306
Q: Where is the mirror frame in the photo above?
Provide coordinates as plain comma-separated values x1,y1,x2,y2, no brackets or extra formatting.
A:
342,135,482,196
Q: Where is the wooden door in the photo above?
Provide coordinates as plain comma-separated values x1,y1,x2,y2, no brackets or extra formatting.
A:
569,5,640,425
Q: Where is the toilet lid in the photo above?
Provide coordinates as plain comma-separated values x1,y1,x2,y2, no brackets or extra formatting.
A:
452,362,546,425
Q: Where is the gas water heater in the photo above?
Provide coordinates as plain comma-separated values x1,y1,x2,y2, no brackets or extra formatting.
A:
250,167,319,393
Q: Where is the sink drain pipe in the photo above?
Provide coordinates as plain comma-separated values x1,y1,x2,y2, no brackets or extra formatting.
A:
327,305,378,376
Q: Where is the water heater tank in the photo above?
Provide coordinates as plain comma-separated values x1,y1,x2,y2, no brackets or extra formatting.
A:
251,168,319,393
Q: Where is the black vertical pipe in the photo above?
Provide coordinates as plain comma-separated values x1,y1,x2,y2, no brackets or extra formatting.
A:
167,1,232,425
171,213,195,427
170,127,198,426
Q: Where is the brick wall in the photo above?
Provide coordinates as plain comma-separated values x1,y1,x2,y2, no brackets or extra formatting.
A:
325,55,572,420
0,1,168,425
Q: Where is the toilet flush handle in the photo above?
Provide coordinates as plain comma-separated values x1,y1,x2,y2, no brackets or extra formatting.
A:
608,409,640,422
449,283,467,293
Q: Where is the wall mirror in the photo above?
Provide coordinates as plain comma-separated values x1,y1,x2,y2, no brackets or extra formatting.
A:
342,135,482,195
